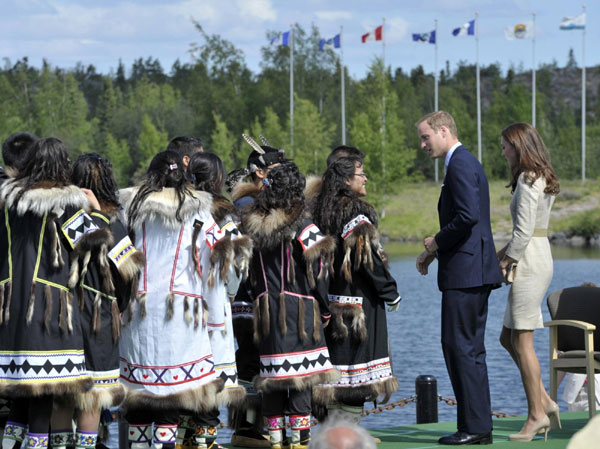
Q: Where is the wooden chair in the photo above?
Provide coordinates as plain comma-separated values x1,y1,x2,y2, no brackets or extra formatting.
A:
545,286,600,418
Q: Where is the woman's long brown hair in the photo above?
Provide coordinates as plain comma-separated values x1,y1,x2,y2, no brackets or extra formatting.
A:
502,122,560,195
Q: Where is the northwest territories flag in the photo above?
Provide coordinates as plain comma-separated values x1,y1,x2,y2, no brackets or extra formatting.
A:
270,31,290,46
412,31,436,44
560,13,586,30
505,22,534,40
319,34,341,51
452,19,475,36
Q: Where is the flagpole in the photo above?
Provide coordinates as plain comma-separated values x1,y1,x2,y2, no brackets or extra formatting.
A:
434,18,439,183
341,25,346,145
581,4,586,182
475,12,482,164
290,25,294,153
381,17,386,218
532,12,536,128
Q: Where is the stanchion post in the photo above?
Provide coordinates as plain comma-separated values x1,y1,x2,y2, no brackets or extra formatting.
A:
118,409,128,449
416,374,438,424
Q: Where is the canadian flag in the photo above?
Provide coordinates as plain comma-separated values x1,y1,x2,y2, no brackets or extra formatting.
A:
362,25,383,43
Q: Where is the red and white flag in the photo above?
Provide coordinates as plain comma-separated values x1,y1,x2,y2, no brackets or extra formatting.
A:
362,25,383,43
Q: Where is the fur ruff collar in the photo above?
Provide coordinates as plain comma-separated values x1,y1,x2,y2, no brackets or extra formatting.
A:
304,176,322,203
231,182,261,204
0,180,89,217
242,203,305,251
332,195,378,234
211,195,237,225
126,187,212,230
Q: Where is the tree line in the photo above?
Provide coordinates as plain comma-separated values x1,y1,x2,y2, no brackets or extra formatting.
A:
1,23,598,200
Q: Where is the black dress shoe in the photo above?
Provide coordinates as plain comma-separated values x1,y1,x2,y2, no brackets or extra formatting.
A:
438,431,493,445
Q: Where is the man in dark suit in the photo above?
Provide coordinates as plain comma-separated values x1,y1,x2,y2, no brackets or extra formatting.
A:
416,111,502,445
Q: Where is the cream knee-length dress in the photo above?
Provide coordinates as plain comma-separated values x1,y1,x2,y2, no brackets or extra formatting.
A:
503,173,555,330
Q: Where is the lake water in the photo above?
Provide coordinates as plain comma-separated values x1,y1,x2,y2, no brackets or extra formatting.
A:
105,246,600,447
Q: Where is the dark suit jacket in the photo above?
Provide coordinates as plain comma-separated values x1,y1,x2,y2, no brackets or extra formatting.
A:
435,146,502,291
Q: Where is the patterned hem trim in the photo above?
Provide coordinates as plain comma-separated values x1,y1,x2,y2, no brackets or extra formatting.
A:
331,357,393,386
328,294,363,306
260,347,333,379
120,356,215,387
0,351,87,384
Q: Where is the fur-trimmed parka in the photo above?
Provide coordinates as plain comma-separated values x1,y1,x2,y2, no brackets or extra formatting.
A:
75,206,145,412
0,181,113,398
313,195,401,406
118,187,231,412
241,202,339,393
203,195,252,407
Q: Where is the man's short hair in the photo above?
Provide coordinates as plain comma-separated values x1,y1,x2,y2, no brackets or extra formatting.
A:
2,132,38,169
327,145,365,167
416,111,458,138
167,136,204,158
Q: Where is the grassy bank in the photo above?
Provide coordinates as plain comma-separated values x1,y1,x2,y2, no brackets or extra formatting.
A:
379,179,600,241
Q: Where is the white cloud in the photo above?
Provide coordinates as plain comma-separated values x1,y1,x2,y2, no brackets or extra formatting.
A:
315,10,352,21
236,0,277,22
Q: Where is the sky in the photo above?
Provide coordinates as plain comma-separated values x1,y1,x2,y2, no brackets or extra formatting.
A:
1,0,596,79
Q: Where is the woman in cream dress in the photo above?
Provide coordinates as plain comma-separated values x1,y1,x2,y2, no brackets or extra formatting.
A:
497,122,560,442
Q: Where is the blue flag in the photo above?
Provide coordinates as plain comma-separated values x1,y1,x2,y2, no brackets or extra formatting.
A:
319,34,341,51
452,19,475,36
412,31,436,44
270,31,290,46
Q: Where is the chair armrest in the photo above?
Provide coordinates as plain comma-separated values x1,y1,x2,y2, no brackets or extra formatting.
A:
544,319,596,331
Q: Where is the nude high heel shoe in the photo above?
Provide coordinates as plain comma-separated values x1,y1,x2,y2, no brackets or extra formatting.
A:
545,401,562,430
508,416,551,442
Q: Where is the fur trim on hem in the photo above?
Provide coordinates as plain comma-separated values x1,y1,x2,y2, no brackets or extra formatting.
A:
0,376,93,398
253,369,340,393
231,182,261,205
312,375,399,406
76,383,126,412
122,378,224,413
328,303,367,343
216,385,246,407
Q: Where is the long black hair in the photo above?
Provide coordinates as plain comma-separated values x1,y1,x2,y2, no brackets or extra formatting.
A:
188,151,225,196
313,156,375,235
255,160,305,212
127,150,192,233
71,153,120,213
12,137,72,206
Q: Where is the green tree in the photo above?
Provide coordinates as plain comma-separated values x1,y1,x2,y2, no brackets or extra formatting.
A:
134,114,168,180
286,95,335,174
102,133,132,186
210,113,236,171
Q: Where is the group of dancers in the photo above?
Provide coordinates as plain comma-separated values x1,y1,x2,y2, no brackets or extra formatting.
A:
0,130,401,449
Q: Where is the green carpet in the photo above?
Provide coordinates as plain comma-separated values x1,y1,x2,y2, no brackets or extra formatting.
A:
225,411,592,448
369,411,589,448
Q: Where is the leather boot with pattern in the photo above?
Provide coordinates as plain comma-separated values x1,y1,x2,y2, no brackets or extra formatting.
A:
265,416,284,449
3,421,27,449
289,415,310,449
128,425,152,449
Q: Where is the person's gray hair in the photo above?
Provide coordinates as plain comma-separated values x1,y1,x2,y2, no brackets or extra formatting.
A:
309,411,377,449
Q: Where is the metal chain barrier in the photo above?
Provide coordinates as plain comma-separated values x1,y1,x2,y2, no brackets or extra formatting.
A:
210,394,515,429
